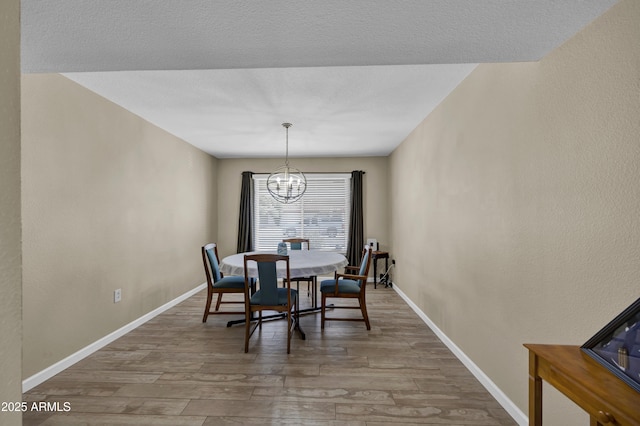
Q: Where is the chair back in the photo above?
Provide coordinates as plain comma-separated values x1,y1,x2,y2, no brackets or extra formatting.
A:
243,254,291,306
283,238,309,251
242,254,296,353
203,243,222,283
319,244,373,330
358,245,372,278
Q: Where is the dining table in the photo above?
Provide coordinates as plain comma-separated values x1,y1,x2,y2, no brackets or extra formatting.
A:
219,250,348,334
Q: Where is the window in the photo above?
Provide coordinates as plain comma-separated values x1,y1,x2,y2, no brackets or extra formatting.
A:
252,173,351,253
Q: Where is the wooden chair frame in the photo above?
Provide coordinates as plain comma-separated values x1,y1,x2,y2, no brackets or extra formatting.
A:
243,254,299,353
321,245,373,330
201,243,245,322
282,237,310,250
282,238,317,306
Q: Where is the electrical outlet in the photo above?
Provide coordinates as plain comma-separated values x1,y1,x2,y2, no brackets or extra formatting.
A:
392,259,396,265
114,288,122,303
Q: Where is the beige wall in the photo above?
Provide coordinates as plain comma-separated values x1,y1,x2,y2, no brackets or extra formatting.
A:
21,74,218,377
15,3,637,424
389,0,639,424
216,157,389,262
0,0,22,424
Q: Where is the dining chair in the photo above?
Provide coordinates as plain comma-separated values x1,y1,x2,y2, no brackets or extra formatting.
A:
282,238,317,306
320,245,373,330
201,243,246,323
243,254,299,353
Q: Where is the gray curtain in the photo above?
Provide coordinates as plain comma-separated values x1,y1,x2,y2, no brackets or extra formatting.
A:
346,170,365,266
236,171,253,253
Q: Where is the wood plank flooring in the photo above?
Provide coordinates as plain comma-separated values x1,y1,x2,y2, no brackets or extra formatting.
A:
23,283,517,425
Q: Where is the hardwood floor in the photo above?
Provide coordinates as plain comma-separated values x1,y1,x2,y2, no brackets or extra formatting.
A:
23,283,517,425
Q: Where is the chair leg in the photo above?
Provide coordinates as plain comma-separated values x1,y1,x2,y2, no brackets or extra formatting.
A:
202,289,213,323
321,293,326,330
287,305,292,354
214,293,223,311
360,295,371,330
244,309,251,353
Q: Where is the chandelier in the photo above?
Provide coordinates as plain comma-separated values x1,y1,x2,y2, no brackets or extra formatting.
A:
267,123,307,204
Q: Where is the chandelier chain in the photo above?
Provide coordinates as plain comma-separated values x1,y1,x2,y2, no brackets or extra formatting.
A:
283,122,292,167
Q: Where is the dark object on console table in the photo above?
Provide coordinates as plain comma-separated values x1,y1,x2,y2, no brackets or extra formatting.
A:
581,297,640,393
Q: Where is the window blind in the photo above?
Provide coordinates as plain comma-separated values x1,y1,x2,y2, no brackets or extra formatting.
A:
252,173,351,253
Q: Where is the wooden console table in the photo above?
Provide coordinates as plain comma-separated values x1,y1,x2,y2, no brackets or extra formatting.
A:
524,344,640,425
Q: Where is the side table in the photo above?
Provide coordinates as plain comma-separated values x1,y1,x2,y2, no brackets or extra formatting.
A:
372,251,389,289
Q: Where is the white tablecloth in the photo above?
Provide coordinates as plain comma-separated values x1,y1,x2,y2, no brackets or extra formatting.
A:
220,250,348,279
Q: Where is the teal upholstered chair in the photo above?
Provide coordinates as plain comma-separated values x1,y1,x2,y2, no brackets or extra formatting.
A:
201,243,246,322
283,238,309,251
282,238,317,305
243,254,299,353
320,245,373,330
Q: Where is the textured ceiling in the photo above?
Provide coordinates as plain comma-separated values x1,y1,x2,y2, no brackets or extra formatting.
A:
21,0,619,158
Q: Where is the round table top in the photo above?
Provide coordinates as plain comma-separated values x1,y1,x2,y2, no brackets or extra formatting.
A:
220,250,348,278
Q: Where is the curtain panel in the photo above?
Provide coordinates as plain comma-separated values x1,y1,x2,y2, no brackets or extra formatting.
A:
236,171,254,253
346,170,365,266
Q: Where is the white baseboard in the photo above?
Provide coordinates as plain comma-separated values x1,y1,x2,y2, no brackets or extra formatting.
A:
22,283,207,393
391,284,528,426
